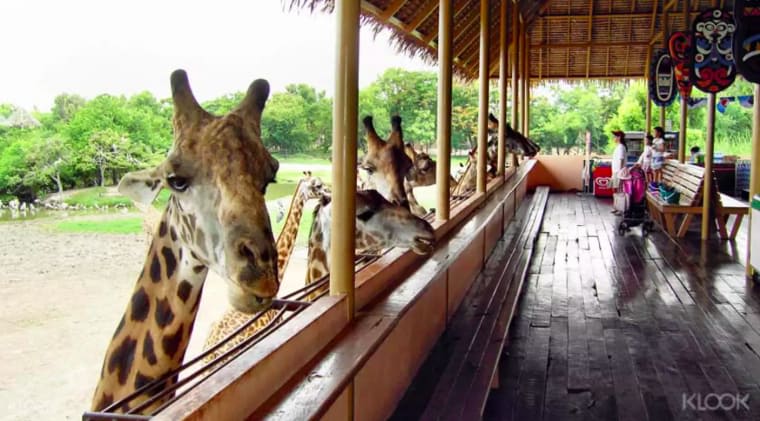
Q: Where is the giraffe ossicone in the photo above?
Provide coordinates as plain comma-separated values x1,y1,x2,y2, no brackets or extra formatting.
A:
91,70,280,414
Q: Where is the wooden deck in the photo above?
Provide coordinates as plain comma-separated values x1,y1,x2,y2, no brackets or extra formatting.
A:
483,193,760,421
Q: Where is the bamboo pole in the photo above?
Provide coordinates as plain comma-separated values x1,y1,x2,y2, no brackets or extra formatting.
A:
517,15,524,132
678,0,690,163
748,84,760,276
646,98,652,133
510,1,519,168
330,0,359,315
497,0,507,178
477,0,489,194
702,93,716,241
659,106,666,128
436,0,452,220
524,38,530,138
679,96,688,162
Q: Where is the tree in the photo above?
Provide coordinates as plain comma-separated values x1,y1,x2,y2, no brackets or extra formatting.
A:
51,94,86,123
23,136,70,199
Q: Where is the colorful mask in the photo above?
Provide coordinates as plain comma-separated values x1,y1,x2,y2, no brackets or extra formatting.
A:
668,31,693,99
733,0,760,83
691,8,736,93
649,49,677,106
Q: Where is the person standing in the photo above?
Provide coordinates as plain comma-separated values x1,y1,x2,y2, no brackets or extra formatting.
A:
651,126,666,183
611,130,628,214
635,134,654,182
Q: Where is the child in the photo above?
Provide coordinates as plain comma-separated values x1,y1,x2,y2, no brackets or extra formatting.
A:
636,135,654,182
651,127,666,183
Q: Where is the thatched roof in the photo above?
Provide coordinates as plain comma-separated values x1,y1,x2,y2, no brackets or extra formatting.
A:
291,0,735,81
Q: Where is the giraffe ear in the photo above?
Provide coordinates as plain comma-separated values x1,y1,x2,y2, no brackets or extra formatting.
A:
118,168,163,205
171,70,208,126
388,115,404,148
235,79,270,135
363,116,384,152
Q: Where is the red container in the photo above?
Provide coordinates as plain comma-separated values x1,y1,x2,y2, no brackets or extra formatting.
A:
593,165,614,197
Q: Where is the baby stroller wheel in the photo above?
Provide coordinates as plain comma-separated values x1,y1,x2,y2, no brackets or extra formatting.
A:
618,221,628,236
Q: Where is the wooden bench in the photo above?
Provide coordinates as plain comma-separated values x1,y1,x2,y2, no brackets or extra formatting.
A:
393,187,550,420
646,160,749,239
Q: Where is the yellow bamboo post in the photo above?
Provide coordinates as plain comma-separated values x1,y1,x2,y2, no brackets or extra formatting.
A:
510,0,519,167
477,0,489,194
702,93,716,240
678,0,690,163
436,0,452,220
748,84,760,276
645,46,653,134
517,15,524,132
659,106,666,128
330,0,359,312
497,0,507,178
524,39,530,138
646,98,652,133
679,96,688,162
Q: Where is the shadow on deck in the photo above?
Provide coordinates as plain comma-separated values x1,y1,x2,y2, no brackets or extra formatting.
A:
484,193,760,421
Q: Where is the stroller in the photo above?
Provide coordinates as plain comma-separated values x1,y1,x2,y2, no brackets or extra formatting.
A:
617,166,654,235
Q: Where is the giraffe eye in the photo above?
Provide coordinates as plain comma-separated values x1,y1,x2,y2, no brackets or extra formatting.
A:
357,209,375,222
167,175,190,192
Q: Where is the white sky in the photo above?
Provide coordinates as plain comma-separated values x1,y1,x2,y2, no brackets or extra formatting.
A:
0,0,435,111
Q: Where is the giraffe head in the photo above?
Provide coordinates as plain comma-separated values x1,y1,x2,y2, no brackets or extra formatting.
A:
298,171,330,200
404,143,437,188
118,70,280,314
359,115,414,207
488,113,539,157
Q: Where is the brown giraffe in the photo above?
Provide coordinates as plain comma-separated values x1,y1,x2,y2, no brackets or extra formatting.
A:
487,113,540,158
198,188,434,362
90,70,280,414
305,189,436,297
200,171,329,362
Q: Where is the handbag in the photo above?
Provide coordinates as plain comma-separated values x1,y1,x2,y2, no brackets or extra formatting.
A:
659,185,680,204
613,191,630,212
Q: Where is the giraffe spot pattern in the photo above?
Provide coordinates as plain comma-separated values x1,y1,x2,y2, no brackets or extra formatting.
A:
130,287,150,322
149,253,161,283
143,332,157,365
94,393,113,411
107,336,137,385
170,226,178,241
154,297,175,329
177,280,192,303
134,372,159,396
112,315,126,340
161,247,177,279
192,265,205,274
162,326,184,359
158,221,167,237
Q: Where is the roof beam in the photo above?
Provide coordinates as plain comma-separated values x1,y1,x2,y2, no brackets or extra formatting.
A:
360,1,434,48
531,41,651,48
407,0,439,32
539,11,702,21
423,1,472,45
453,6,481,46
380,0,406,19
585,0,594,78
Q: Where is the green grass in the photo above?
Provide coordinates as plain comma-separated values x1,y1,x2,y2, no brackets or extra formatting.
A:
64,187,134,208
54,216,144,234
272,153,331,165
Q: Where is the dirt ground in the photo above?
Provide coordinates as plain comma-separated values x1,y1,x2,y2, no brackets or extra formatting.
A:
0,218,307,421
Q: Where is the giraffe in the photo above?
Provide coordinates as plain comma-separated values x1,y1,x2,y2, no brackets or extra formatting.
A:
200,171,328,362
359,115,433,218
90,70,280,415
305,189,436,297
198,188,434,362
487,113,540,158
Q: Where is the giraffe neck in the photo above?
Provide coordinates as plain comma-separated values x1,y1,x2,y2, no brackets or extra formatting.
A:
454,161,475,195
305,202,331,286
92,201,208,414
276,179,307,274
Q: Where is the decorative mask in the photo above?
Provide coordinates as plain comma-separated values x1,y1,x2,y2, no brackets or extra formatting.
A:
733,0,760,83
668,31,694,99
691,8,736,93
649,49,677,106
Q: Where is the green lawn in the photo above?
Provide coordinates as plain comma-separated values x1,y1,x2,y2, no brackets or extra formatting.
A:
53,216,144,234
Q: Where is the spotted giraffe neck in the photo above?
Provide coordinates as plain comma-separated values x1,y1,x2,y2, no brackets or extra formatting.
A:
453,160,476,195
92,200,208,413
275,178,308,274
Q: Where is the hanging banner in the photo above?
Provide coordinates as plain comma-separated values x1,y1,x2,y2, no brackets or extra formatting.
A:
717,96,736,113
649,49,677,106
668,31,694,99
733,0,760,83
738,95,755,107
692,8,737,93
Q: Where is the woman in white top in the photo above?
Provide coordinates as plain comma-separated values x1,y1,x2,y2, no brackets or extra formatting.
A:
611,130,627,214
635,134,654,182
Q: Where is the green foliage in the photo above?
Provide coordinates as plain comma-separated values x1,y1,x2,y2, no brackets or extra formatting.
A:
64,187,134,207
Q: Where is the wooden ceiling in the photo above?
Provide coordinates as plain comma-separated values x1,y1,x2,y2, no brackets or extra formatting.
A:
295,0,736,81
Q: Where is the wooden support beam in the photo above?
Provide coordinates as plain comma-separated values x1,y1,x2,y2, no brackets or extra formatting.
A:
423,0,471,44
498,0,508,177
539,11,702,21
453,9,482,57
585,0,594,78
407,0,439,32
511,0,519,167
332,0,360,321
532,41,651,49
360,1,435,50
477,0,489,194
436,0,452,221
702,94,716,240
380,0,406,19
